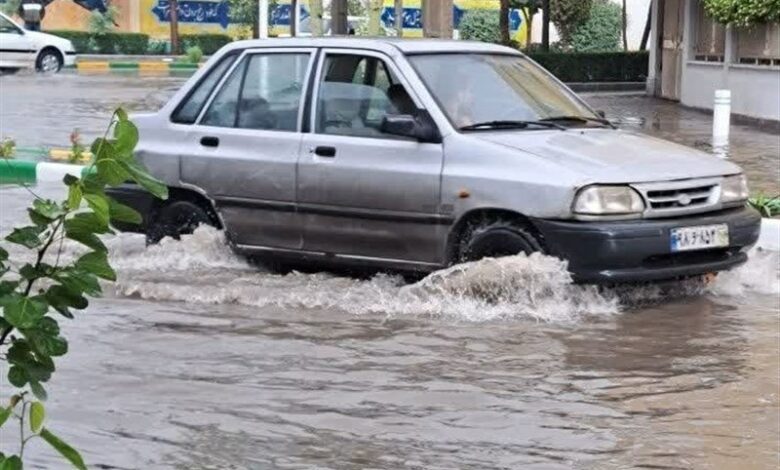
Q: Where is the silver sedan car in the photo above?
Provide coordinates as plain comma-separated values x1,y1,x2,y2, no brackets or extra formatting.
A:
108,38,761,283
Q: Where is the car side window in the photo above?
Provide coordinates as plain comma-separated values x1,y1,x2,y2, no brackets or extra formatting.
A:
0,15,21,34
316,54,418,139
171,54,237,124
201,53,311,132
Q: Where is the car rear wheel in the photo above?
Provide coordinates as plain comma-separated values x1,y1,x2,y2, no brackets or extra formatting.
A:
146,200,214,245
458,219,544,263
36,48,63,73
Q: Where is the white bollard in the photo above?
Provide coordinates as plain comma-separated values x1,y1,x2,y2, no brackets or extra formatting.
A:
712,89,731,147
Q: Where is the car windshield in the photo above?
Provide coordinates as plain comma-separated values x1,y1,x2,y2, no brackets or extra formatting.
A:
409,53,600,130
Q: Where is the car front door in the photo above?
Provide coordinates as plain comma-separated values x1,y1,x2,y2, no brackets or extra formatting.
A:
180,48,316,251
0,15,34,68
298,49,446,267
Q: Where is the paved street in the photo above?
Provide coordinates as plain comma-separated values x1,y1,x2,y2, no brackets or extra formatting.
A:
0,72,778,469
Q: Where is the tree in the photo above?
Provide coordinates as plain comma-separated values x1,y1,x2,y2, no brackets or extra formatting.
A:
310,0,323,36
513,0,542,49
394,0,403,36
568,0,621,52
550,0,592,47
499,0,510,45
367,0,383,35
170,0,179,54
228,0,278,38
459,9,501,43
702,0,780,27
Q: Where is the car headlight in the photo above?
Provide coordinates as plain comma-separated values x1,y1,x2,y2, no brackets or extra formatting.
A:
573,185,645,216
721,174,749,204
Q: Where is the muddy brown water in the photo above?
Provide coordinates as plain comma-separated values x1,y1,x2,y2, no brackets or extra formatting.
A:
0,73,779,469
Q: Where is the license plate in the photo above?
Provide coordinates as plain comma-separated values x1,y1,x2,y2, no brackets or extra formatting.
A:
670,224,729,252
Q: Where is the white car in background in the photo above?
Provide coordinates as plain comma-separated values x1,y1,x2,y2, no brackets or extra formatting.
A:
0,11,76,73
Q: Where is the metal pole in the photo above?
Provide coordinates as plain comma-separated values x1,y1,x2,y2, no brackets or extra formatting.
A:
291,0,300,37
259,0,269,39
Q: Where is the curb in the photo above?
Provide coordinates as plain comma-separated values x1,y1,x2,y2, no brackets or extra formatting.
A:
0,159,90,185
70,61,201,74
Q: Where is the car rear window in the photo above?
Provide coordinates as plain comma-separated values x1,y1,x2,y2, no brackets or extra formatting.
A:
171,54,238,124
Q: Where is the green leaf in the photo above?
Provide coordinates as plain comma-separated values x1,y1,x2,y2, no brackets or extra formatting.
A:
114,118,139,158
0,455,22,470
23,317,68,357
5,226,44,249
65,212,111,236
63,174,80,186
0,406,11,428
75,251,115,281
28,209,52,227
32,199,64,220
121,160,168,200
29,401,45,433
2,294,47,329
67,183,83,211
65,231,106,254
96,158,129,186
85,194,110,226
108,198,142,224
116,107,129,121
54,270,102,297
0,246,7,262
29,381,47,401
0,281,19,298
7,366,27,387
18,263,54,282
46,285,88,311
40,428,87,470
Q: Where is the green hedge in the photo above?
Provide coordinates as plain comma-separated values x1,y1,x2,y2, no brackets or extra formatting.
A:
46,30,150,55
528,51,649,82
180,34,232,55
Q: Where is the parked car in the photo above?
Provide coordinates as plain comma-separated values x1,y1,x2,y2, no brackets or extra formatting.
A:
108,38,761,283
0,11,76,73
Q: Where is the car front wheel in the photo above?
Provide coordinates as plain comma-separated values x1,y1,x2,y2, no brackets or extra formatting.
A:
458,219,544,263
146,200,215,245
36,48,63,73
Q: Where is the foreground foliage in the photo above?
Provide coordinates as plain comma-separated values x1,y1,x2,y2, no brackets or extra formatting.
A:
703,0,780,27
749,194,780,218
0,109,167,469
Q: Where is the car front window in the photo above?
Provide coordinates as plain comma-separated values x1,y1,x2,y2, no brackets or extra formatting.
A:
0,15,22,34
409,53,599,130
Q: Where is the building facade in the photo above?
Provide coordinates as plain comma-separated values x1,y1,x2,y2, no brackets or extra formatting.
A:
647,0,780,122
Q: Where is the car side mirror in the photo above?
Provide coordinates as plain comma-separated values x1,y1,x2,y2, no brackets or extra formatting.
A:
380,111,441,144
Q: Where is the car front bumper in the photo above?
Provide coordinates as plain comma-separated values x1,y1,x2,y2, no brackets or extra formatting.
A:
63,52,77,67
532,207,761,284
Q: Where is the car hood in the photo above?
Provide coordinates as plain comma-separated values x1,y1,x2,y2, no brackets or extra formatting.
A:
24,31,74,52
473,129,742,184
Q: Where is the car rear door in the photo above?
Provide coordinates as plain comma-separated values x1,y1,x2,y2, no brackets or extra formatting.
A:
179,48,316,250
297,49,446,266
0,15,34,68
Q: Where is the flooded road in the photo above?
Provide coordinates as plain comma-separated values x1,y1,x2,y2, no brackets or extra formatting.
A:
1,73,779,469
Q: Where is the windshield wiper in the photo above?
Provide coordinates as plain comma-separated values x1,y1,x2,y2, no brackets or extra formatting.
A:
459,120,567,131
540,115,616,128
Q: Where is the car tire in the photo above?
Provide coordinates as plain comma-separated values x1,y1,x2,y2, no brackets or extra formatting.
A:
458,219,544,263
146,200,214,245
0,68,20,76
36,48,63,73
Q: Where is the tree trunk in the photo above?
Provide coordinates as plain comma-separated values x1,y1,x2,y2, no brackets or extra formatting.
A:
521,8,533,49
290,0,298,36
422,0,453,39
394,0,403,37
331,0,348,35
622,0,628,50
640,1,652,50
310,0,323,36
169,0,179,55
541,0,550,51
499,0,510,45
367,0,383,36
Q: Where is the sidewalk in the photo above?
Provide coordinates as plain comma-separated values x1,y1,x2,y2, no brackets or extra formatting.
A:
70,54,202,73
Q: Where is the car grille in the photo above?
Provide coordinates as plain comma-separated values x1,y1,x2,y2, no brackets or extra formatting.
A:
632,178,722,218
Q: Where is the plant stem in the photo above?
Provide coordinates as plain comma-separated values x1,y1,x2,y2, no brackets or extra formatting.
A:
19,400,27,459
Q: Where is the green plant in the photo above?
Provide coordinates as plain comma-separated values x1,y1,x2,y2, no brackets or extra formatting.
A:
550,0,593,47
748,194,780,218
0,109,168,468
568,0,622,52
185,45,204,64
0,0,20,16
459,9,501,43
703,0,780,27
0,138,15,159
528,51,649,82
45,31,150,55
146,39,169,55
68,130,87,164
180,33,232,55
44,31,92,53
87,5,119,36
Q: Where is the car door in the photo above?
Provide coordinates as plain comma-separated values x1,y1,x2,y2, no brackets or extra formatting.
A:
0,14,34,68
179,48,316,251
298,49,446,266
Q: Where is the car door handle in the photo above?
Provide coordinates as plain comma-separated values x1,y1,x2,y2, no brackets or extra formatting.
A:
312,146,336,158
200,136,220,148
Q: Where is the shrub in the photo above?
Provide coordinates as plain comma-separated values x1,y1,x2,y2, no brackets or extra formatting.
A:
459,9,501,43
748,194,780,218
568,0,622,52
45,30,91,53
703,0,780,27
528,51,649,82
147,39,169,55
87,5,119,35
180,34,232,55
551,0,593,46
186,46,204,64
45,30,149,54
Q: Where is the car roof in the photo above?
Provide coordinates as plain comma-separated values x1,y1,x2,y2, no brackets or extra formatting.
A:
224,37,523,56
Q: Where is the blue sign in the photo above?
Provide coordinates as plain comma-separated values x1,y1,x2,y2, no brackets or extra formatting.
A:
152,0,230,28
270,4,310,26
381,6,522,30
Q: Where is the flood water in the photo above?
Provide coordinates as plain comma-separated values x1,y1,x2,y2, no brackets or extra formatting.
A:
1,73,779,469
